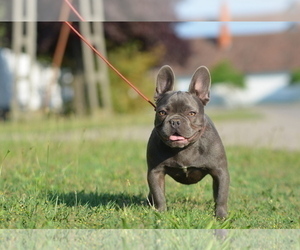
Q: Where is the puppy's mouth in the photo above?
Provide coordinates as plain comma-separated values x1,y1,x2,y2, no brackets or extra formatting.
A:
168,130,201,144
169,133,187,142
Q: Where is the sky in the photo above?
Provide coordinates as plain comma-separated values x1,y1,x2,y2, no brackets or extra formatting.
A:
175,0,295,20
174,0,297,38
175,22,292,38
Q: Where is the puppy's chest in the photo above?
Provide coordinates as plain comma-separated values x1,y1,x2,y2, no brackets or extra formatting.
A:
164,156,209,184
165,148,206,169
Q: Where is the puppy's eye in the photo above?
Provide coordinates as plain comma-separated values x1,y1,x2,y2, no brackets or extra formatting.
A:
158,110,167,116
188,111,197,116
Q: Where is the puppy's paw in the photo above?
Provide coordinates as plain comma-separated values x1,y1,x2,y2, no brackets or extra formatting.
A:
215,207,227,219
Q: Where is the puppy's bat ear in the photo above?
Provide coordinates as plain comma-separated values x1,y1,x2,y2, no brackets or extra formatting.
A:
189,66,211,106
155,65,175,101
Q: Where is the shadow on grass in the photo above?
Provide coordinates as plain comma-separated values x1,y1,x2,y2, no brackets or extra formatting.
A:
47,191,147,209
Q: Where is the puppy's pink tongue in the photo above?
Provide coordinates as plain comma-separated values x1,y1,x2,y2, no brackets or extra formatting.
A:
169,135,186,141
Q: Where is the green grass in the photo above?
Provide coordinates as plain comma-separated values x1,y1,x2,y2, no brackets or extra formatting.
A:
0,112,299,229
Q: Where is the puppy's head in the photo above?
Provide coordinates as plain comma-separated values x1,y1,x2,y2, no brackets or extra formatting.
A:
154,65,211,148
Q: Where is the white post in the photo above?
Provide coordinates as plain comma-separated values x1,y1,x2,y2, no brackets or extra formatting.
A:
11,0,37,118
78,0,112,115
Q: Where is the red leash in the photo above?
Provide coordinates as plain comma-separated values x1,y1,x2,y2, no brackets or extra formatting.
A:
63,0,156,109
64,0,85,21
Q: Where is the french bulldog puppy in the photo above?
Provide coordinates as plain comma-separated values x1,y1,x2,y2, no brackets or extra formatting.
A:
147,65,230,218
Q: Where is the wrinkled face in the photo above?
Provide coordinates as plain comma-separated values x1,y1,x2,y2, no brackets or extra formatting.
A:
153,65,211,148
155,91,205,148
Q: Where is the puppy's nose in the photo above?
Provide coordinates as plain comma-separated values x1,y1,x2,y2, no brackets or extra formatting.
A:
170,119,181,128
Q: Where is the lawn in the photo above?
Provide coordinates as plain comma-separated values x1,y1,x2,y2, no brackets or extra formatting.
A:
0,112,299,229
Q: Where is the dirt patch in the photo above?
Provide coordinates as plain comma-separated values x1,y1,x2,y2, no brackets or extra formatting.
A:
214,103,300,151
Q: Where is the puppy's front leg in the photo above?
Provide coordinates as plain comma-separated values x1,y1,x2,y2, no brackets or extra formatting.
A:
210,167,230,218
147,168,166,211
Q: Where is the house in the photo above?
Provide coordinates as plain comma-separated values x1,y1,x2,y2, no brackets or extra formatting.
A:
172,23,300,106
0,48,63,119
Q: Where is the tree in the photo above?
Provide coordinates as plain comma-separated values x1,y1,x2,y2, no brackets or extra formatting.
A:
108,43,162,113
290,68,300,84
104,22,190,66
210,60,245,88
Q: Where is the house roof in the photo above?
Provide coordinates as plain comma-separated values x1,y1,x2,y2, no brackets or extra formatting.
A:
172,25,300,76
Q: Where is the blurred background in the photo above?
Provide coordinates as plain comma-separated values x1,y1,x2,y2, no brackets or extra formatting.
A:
1,1,300,234
0,0,299,150
1,1,299,232
0,0,300,118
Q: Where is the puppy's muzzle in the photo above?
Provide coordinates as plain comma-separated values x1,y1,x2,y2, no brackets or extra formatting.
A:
170,118,181,129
